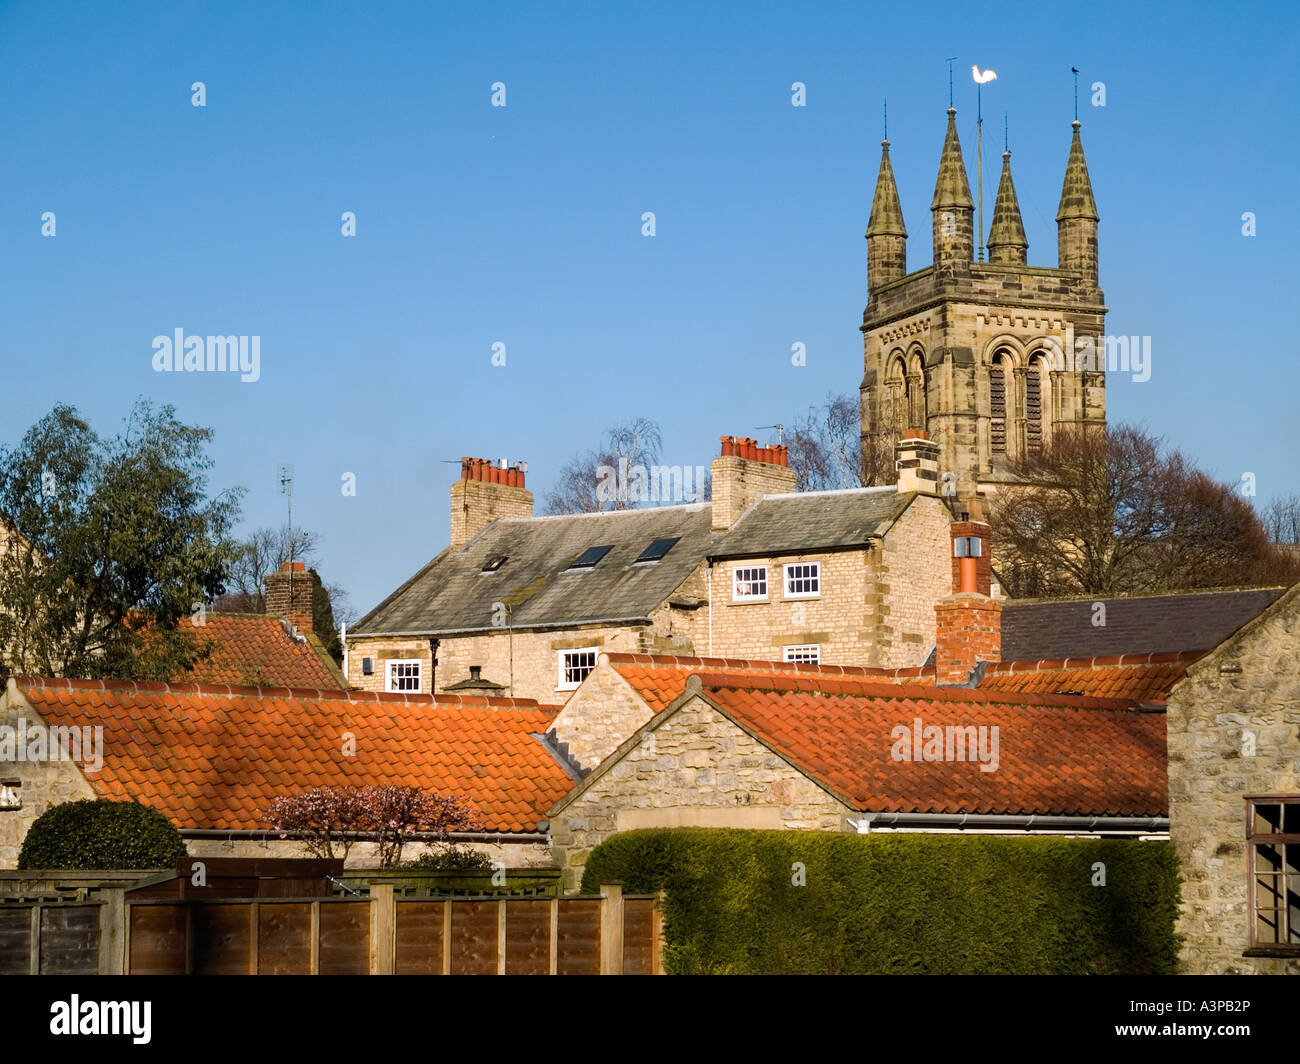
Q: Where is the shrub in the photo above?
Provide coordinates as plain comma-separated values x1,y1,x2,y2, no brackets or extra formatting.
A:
391,846,495,872
581,829,1182,975
18,799,186,870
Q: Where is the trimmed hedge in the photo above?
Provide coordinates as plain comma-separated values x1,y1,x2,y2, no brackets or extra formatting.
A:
581,829,1182,974
18,799,187,870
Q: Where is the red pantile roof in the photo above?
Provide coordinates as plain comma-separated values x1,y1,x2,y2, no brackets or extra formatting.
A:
692,676,1166,818
14,678,571,835
606,652,929,712
164,614,343,689
979,652,1202,702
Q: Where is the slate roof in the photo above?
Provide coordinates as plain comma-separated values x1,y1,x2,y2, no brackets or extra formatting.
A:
15,678,572,835
353,489,916,636
1000,588,1286,661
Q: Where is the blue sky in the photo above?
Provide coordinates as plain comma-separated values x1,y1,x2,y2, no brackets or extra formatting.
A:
2,0,1296,616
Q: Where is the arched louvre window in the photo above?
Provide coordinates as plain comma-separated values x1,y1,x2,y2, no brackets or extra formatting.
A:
1026,356,1045,454
989,353,1008,455
907,361,927,432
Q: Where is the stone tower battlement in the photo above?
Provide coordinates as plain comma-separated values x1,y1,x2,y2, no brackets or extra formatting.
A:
860,111,1107,500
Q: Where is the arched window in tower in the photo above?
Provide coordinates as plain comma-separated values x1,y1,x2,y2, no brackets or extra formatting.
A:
1026,354,1048,454
989,352,1008,455
906,355,927,432
886,358,908,437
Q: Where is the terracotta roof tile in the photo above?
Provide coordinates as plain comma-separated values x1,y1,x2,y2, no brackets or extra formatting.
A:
979,651,1202,702
695,676,1165,818
16,678,571,835
162,614,342,689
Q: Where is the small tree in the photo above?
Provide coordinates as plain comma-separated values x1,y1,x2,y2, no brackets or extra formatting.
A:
265,785,483,868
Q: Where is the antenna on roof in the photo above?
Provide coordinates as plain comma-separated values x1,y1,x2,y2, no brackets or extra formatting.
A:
279,465,294,603
756,423,784,445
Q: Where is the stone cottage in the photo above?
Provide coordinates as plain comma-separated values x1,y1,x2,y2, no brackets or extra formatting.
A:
1166,581,1300,974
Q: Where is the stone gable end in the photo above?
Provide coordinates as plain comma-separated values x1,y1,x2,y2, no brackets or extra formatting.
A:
1166,586,1300,974
549,695,852,891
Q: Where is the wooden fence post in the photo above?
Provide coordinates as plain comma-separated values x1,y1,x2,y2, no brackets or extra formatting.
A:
441,899,453,975
496,899,508,975
370,885,394,975
248,901,259,975
29,903,40,975
548,897,559,976
599,883,623,976
653,890,666,975
309,901,321,975
99,890,126,975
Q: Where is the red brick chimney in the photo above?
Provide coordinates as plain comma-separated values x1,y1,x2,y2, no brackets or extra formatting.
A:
934,520,1000,684
450,457,534,547
265,561,318,634
711,436,797,530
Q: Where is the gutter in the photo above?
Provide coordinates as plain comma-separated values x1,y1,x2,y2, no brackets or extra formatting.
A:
180,829,549,843
846,812,1168,835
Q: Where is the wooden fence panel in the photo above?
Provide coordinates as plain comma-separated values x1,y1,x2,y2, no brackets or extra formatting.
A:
449,900,497,975
190,904,251,975
393,901,445,974
130,904,188,974
556,899,601,975
503,900,551,975
622,898,656,975
0,908,33,974
257,903,311,975
40,905,100,975
318,901,369,975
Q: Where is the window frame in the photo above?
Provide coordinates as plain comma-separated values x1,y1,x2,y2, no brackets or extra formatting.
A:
731,565,769,602
782,644,821,665
783,562,821,599
1245,794,1300,956
557,646,599,691
384,658,422,693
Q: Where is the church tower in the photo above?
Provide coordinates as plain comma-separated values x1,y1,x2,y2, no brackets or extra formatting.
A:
860,111,1108,500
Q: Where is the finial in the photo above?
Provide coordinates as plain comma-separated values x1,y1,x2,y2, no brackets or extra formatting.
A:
946,57,957,108
1071,66,1079,122
883,97,888,140
1003,112,1008,152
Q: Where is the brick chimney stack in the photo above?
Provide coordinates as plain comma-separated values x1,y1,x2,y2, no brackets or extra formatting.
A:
895,430,941,495
711,436,797,531
450,457,534,547
265,561,318,634
933,520,1000,684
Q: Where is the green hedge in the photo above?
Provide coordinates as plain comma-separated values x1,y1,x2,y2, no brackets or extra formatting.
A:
581,829,1181,974
18,799,187,870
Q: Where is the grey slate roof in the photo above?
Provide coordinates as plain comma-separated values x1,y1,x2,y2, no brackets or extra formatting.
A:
1000,587,1287,661
353,489,916,636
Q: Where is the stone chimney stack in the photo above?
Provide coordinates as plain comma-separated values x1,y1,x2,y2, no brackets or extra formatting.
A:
894,430,941,495
450,457,534,548
934,521,1000,684
265,561,318,634
710,436,797,531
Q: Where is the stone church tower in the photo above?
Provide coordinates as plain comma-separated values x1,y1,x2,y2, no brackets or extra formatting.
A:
860,109,1108,498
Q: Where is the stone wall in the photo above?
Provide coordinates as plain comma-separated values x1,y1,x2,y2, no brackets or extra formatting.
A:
549,658,654,772
1166,585,1300,974
0,690,99,868
549,694,852,891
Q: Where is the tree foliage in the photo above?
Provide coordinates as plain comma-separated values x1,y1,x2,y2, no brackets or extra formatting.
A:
0,401,242,680
785,392,898,492
265,785,484,867
987,424,1300,597
544,417,668,514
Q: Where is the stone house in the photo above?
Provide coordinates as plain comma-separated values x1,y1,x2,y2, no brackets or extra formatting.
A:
548,668,1167,890
0,676,577,869
345,434,955,704
1166,582,1300,974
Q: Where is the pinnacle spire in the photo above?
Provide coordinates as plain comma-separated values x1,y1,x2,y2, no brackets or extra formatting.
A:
1056,120,1099,222
866,140,907,238
931,107,974,211
987,150,1027,262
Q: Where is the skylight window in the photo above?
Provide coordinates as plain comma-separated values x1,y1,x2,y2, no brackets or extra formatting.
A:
636,537,680,563
568,545,613,570
481,555,508,573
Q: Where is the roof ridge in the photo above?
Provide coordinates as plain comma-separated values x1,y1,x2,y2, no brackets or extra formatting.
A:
14,675,545,709
496,502,711,524
988,650,1203,672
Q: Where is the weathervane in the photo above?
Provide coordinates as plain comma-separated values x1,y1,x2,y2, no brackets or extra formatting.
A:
972,65,998,263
